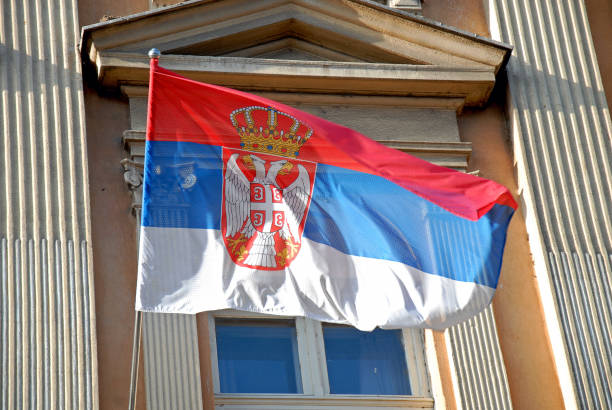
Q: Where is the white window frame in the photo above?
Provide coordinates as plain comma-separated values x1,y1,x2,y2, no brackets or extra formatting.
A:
208,310,434,409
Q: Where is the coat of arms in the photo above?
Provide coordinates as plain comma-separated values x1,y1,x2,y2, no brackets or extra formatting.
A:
222,106,316,270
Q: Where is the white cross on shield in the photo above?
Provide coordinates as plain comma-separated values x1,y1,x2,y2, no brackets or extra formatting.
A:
250,183,285,233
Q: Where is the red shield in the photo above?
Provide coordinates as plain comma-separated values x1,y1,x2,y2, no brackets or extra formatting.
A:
221,147,316,270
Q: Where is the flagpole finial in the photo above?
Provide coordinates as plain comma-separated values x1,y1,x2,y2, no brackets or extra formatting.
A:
148,48,161,59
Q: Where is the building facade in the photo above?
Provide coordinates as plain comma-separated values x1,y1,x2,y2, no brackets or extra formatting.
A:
1,0,611,409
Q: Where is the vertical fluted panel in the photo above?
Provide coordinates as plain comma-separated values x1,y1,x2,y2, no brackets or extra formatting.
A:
447,306,512,410
489,0,612,408
142,313,204,410
0,0,97,408
0,239,95,409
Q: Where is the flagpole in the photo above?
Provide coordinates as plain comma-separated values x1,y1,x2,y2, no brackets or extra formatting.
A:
128,47,160,410
127,310,142,410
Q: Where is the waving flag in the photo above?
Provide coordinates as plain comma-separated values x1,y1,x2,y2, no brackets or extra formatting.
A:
136,59,516,330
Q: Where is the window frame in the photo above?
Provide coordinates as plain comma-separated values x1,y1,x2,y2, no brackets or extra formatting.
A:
208,310,433,409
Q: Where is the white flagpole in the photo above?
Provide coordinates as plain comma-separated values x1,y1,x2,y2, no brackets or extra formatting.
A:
128,47,161,410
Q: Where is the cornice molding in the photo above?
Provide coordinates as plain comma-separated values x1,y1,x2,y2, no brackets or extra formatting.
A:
95,52,496,106
120,85,466,111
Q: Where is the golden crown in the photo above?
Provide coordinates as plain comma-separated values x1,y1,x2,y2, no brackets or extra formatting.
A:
230,106,312,158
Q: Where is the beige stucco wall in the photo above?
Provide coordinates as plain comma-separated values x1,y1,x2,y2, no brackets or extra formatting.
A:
421,0,490,37
585,0,612,110
82,87,147,410
78,0,148,26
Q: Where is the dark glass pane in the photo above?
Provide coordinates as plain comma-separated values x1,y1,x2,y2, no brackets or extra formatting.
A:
323,325,411,395
215,319,302,393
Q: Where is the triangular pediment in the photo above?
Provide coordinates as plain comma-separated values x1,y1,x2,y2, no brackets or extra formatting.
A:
149,1,430,64
83,0,510,66
220,38,367,63
81,0,511,106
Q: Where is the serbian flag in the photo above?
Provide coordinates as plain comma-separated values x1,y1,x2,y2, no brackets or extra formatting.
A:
136,59,516,330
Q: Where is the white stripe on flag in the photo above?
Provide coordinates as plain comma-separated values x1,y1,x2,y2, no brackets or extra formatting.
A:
136,226,495,330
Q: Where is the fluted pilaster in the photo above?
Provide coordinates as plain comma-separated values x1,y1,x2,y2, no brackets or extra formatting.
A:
0,0,97,408
489,1,612,408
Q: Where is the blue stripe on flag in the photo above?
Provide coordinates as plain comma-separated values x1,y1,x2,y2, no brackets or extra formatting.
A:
142,141,223,229
304,164,514,288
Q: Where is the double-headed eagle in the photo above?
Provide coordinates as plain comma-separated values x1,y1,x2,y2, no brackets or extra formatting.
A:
224,153,311,268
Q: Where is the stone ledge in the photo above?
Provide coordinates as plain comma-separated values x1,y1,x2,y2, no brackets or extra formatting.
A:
100,52,495,106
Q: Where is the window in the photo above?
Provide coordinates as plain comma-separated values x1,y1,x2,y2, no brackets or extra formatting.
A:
209,311,432,409
215,319,303,394
322,324,411,395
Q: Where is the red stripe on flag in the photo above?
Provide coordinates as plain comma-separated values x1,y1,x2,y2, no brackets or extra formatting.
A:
147,63,517,221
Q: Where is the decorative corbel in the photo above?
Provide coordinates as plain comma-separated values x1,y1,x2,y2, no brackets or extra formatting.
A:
120,158,143,216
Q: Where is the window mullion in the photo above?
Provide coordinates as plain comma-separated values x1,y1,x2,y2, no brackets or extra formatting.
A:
295,317,315,395
306,319,330,396
402,329,429,396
